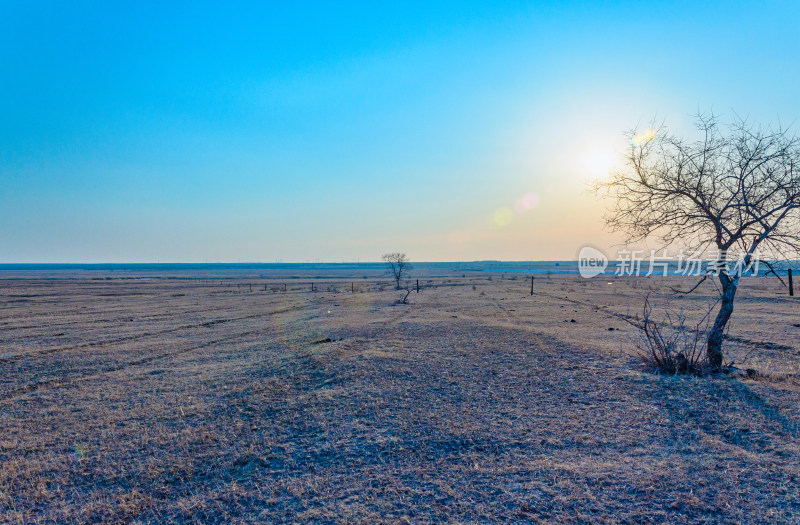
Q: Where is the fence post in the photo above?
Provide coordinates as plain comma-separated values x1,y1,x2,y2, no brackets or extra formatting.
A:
416,279,419,293
789,269,794,297
530,275,534,295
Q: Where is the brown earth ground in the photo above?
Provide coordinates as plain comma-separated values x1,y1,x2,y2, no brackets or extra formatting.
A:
0,270,799,523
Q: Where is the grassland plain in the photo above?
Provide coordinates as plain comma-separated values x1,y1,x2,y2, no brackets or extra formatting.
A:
0,270,798,523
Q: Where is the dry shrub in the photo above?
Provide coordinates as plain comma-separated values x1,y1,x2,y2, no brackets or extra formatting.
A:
629,294,725,376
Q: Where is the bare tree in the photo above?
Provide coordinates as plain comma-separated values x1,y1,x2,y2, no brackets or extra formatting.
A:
599,113,800,370
382,253,411,290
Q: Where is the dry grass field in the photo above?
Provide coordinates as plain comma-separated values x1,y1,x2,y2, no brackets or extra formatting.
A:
1,270,799,523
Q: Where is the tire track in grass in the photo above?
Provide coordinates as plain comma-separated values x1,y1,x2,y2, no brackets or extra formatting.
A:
1,304,232,332
485,279,634,373
0,288,310,330
0,303,314,403
0,303,309,363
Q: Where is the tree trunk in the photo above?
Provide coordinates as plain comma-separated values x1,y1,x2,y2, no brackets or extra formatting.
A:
706,274,738,370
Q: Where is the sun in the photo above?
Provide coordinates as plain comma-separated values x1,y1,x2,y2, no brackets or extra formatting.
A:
584,147,617,177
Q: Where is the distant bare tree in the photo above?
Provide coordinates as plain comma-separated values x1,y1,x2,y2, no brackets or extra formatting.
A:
599,113,800,370
382,253,411,290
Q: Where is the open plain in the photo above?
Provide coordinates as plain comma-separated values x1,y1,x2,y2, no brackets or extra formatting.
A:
1,269,799,523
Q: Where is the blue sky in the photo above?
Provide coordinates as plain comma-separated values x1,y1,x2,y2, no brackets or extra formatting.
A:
2,1,799,262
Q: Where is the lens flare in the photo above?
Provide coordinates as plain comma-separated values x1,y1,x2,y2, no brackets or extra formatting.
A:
514,192,540,213
492,206,513,227
632,128,656,146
